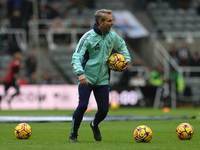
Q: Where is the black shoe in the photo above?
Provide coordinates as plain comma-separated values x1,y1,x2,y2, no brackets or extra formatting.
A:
90,122,102,141
69,135,78,142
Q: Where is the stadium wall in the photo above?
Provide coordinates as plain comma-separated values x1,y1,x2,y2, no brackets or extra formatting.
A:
0,85,139,110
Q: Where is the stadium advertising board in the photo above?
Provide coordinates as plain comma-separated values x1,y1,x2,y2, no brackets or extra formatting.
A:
113,10,149,38
0,85,138,110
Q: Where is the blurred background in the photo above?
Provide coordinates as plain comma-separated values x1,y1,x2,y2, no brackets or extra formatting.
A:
0,0,200,110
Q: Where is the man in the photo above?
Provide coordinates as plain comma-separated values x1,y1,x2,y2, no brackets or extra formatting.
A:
69,9,131,142
0,52,23,109
25,50,37,80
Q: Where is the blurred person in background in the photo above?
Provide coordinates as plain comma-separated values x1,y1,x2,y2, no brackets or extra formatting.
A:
190,52,200,77
52,74,62,84
170,68,185,94
7,0,23,18
7,0,33,30
25,50,37,80
18,74,28,85
49,2,61,19
41,72,52,84
177,43,190,66
169,44,179,64
127,60,146,87
145,65,165,105
177,43,191,77
0,0,7,19
7,1,23,28
149,66,164,87
0,52,23,108
6,34,21,55
0,18,8,54
38,4,50,30
196,0,200,16
29,71,37,84
119,60,142,87
148,66,164,87
69,9,131,142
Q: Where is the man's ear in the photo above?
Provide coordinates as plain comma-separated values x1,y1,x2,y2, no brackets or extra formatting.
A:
98,20,103,26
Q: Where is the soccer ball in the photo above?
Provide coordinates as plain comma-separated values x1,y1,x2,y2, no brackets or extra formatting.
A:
110,101,120,110
14,123,32,139
107,53,125,72
176,123,194,140
133,125,152,143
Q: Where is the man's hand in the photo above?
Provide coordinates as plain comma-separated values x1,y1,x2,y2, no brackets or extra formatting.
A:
121,60,130,71
78,74,88,86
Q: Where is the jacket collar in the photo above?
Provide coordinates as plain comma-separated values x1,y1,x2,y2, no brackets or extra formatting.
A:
93,23,102,35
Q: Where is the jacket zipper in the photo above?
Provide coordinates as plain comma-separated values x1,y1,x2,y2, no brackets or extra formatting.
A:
96,34,105,84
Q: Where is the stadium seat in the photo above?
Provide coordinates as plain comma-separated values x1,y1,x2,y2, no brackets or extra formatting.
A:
147,2,158,10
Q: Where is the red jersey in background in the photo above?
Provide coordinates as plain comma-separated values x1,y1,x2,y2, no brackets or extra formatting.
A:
3,59,21,83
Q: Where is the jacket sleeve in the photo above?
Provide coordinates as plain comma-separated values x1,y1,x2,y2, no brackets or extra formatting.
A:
113,31,131,62
71,33,90,75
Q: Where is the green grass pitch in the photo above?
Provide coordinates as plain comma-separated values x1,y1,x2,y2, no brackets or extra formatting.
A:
0,107,200,150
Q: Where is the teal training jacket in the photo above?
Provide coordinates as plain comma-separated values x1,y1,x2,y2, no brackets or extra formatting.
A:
71,23,131,85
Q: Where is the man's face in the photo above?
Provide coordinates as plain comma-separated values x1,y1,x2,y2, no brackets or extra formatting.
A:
15,53,23,61
99,13,114,34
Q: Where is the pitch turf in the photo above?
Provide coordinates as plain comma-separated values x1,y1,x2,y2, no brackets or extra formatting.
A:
0,107,200,150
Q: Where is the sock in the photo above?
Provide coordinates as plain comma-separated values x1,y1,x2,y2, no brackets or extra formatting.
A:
91,121,94,127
